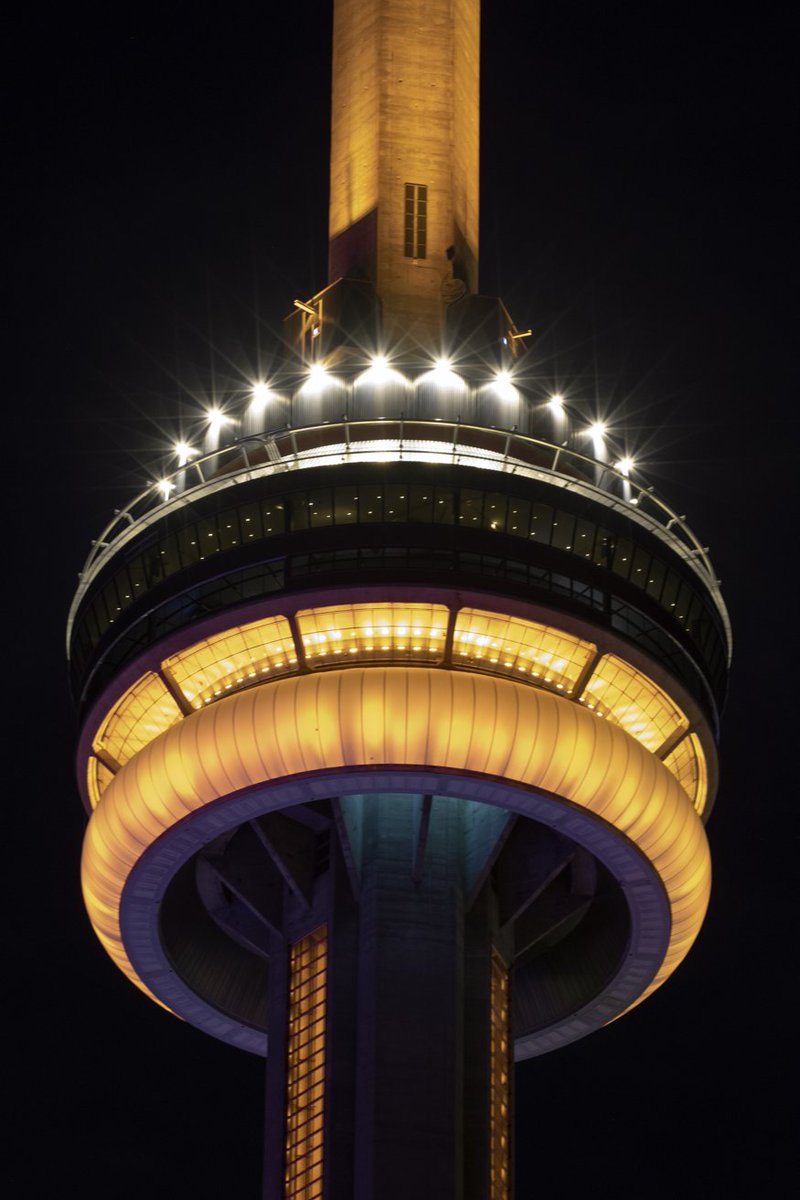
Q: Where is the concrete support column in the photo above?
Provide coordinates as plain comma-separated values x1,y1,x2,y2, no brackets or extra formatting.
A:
351,794,465,1200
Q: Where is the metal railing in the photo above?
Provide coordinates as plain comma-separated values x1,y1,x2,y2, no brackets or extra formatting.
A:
68,418,731,655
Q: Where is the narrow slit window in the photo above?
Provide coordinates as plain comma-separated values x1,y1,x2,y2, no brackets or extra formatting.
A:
284,927,327,1200
490,952,511,1200
404,183,428,259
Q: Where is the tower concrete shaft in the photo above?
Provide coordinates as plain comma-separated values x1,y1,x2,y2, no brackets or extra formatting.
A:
329,0,480,345
68,0,730,1196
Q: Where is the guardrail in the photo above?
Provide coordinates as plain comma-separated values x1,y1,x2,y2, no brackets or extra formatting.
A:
69,418,731,657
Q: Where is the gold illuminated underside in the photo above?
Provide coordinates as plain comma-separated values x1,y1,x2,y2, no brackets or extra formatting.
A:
81,665,711,1023
285,928,327,1200
86,603,708,815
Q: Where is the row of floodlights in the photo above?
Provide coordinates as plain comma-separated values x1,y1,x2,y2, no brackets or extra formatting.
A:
158,356,635,498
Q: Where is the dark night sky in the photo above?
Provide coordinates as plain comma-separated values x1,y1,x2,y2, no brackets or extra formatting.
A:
7,3,797,1195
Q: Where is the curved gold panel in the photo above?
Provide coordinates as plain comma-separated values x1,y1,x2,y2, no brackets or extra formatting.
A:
579,653,688,753
296,602,448,665
92,671,182,767
85,604,707,809
82,667,710,1017
663,731,708,816
162,615,296,709
453,608,594,693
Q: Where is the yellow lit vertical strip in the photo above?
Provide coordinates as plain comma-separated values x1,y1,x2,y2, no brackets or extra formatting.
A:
490,953,510,1200
284,927,327,1200
663,732,708,815
86,756,115,809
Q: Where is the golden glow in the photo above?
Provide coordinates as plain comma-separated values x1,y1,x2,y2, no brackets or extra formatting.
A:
490,953,510,1200
454,609,594,693
162,615,296,709
91,671,182,771
86,608,709,822
86,756,114,808
296,603,448,666
329,0,479,337
284,928,327,1200
579,654,689,753
81,667,710,1019
663,732,708,816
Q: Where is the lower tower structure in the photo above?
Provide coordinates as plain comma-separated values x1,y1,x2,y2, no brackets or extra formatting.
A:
67,1,729,1195
70,358,728,1195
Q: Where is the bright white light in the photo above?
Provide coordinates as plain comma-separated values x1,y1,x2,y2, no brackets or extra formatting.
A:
301,361,335,394
206,408,231,434
174,441,196,466
588,421,606,439
357,354,406,388
491,369,517,402
548,393,564,411
250,382,271,412
615,456,635,476
157,478,175,500
426,358,465,389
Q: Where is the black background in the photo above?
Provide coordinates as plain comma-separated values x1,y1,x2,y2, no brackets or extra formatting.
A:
7,2,797,1195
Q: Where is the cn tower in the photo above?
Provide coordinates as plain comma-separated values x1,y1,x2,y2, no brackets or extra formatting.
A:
68,1,730,1196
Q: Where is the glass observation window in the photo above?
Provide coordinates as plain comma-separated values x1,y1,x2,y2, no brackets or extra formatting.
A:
453,609,595,694
77,473,724,702
579,653,689,752
92,672,183,768
662,732,708,815
86,755,115,809
297,603,449,666
162,615,297,709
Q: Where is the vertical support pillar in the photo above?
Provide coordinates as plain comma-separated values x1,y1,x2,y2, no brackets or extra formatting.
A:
352,795,464,1199
263,792,511,1200
263,933,290,1200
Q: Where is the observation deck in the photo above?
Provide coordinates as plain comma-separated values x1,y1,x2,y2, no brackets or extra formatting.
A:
70,339,729,1061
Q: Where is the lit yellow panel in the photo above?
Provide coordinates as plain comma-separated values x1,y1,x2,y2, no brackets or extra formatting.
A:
285,927,327,1200
81,667,710,1022
296,602,448,666
86,756,115,810
663,732,708,816
162,615,297,708
579,654,689,752
454,608,594,693
490,953,510,1200
92,672,182,767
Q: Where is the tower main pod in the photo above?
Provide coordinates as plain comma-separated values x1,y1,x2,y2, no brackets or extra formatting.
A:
68,1,730,1197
